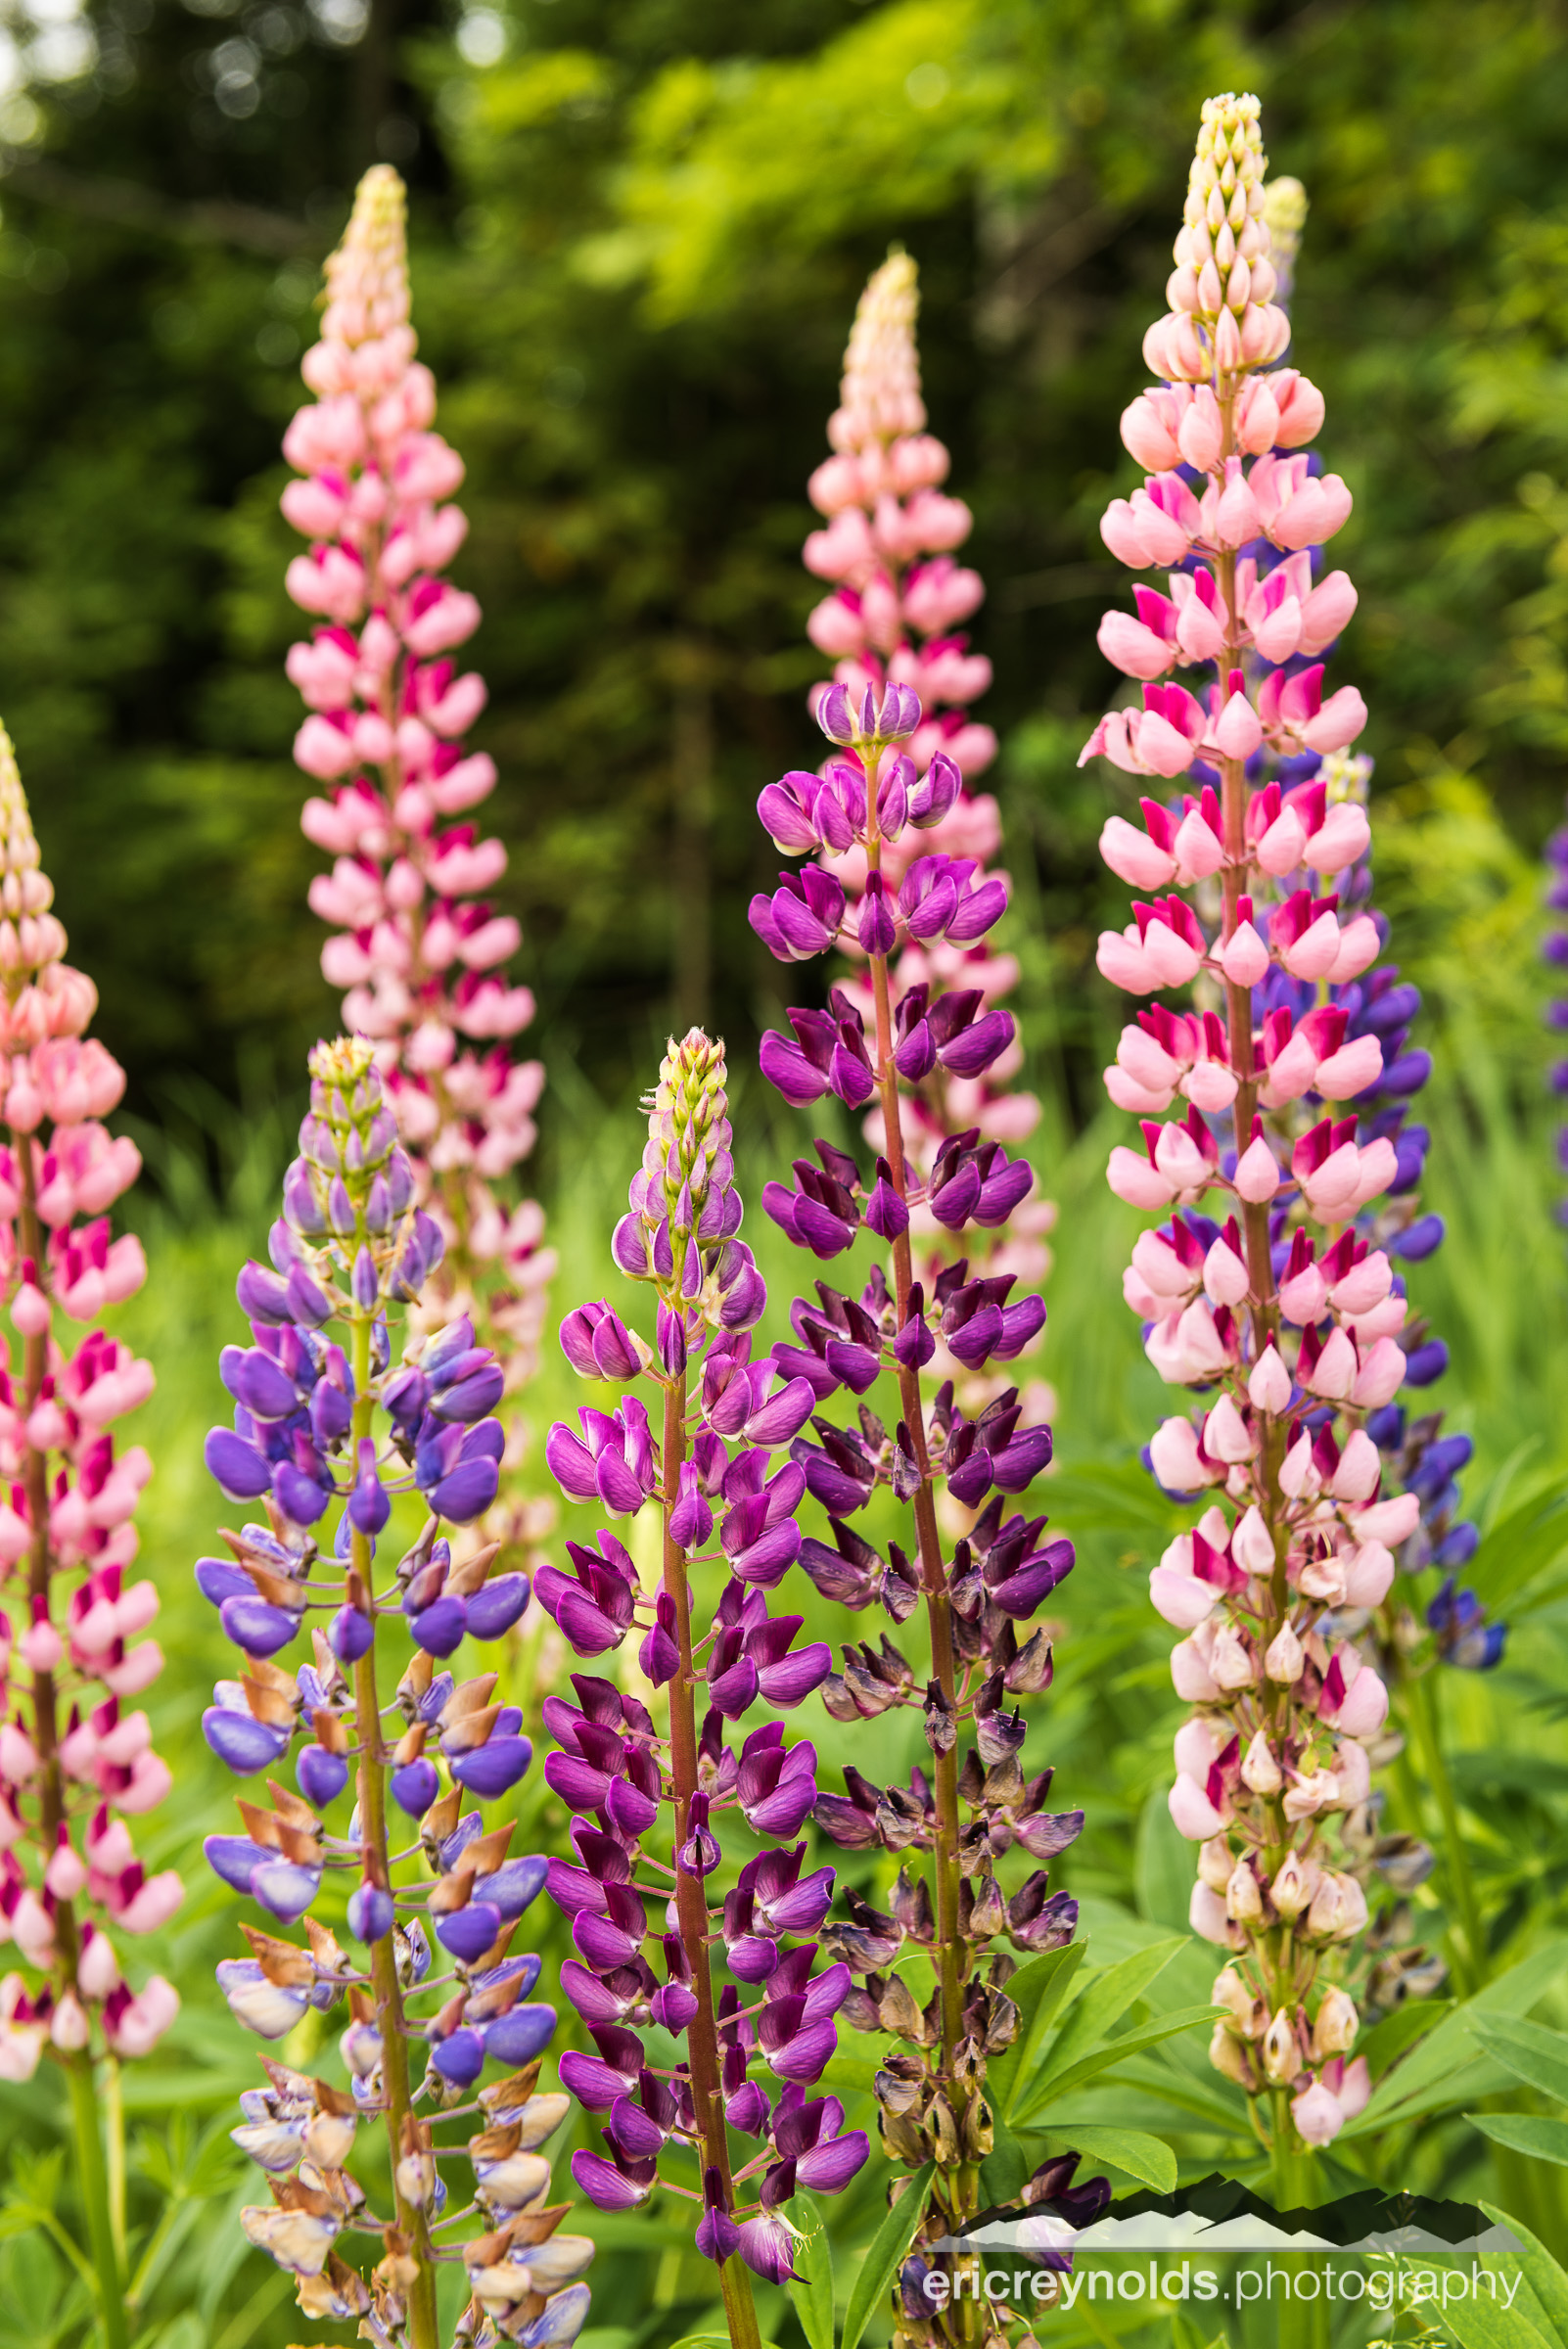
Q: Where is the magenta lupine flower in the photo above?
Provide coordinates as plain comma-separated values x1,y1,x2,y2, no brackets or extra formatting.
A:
0,725,179,2091
281,165,552,1551
539,1033,868,2330
749,261,1103,2331
793,253,1058,1420
1084,91,1431,2155
200,1037,588,2349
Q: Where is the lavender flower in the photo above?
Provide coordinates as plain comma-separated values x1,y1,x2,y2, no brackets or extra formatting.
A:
538,1032,866,2345
202,1036,588,2349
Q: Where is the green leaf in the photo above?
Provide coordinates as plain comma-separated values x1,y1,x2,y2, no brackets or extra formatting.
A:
1480,2200,1568,2337
1357,1996,1453,2084
1468,2012,1568,2105
1007,1939,1186,2121
1103,2051,1256,2137
787,2191,835,2349
1462,1475,1568,1610
1340,1940,1568,2138
1013,2004,1222,2118
1134,1784,1195,1935
1473,2113,1568,2168
665,2335,782,2349
992,1942,1085,2122
1433,2293,1552,2349
978,2121,1030,2210
840,2164,933,2349
1029,2125,1176,2193
815,2050,883,2099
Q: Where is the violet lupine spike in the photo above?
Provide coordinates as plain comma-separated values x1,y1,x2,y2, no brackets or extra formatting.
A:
751,265,1103,2346
793,250,1058,1431
282,163,553,1570
539,1032,867,2336
0,722,180,2092
200,1037,589,2349
1084,90,1448,2156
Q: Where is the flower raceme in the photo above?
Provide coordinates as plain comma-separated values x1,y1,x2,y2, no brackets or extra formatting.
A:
537,1032,868,2340
797,255,1055,1329
200,1037,588,2349
745,281,1102,2330
1082,92,1430,2158
0,725,177,2096
281,162,552,1559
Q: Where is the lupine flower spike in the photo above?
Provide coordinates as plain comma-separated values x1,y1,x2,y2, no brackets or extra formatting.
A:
201,1036,588,2349
750,262,1104,2339
282,163,552,1567
0,723,173,2348
796,251,1058,1413
539,1032,864,2349
1084,92,1452,2157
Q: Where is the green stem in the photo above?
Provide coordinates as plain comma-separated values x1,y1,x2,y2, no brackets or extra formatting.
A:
105,2058,127,2277
347,1307,438,2349
66,2051,128,2349
657,1371,763,2349
1404,1665,1486,1992
862,817,982,2343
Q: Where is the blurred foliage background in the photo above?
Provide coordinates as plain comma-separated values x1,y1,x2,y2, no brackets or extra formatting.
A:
3,0,1568,1130
4,0,1568,2344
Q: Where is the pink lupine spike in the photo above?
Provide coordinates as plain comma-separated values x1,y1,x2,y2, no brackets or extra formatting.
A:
0,726,175,2138
1082,92,1432,2169
283,167,549,1564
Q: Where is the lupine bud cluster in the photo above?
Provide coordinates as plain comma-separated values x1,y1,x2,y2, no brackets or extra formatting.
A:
0,724,178,2083
201,1036,587,2349
1084,92,1430,2154
788,253,1057,1448
539,1031,867,2342
750,270,1098,2335
282,163,552,1556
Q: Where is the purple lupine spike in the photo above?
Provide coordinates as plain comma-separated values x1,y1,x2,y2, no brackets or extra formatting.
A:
749,247,1100,2295
538,1036,864,2332
201,1034,583,2334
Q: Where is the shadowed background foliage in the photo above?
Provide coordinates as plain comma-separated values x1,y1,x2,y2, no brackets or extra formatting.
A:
3,0,1568,1144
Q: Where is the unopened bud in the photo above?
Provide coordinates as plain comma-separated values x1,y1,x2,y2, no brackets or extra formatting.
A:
1197,1835,1233,1892
1310,1986,1359,2061
1269,1849,1316,1921
1211,1965,1256,2032
1240,1729,1282,1795
1261,2004,1300,2086
1209,2019,1255,2088
1264,1619,1304,1682
1225,1859,1264,1923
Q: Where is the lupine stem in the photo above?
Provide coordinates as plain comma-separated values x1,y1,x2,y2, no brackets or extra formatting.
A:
66,2052,128,2349
658,1373,762,2349
865,858,971,2199
348,1305,438,2349
106,2061,127,2274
